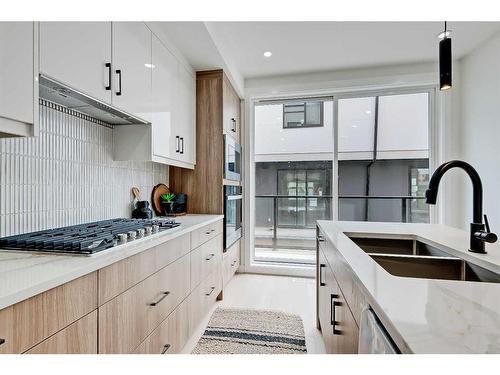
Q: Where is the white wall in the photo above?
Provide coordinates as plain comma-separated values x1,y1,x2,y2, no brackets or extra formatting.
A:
457,31,500,230
254,101,333,161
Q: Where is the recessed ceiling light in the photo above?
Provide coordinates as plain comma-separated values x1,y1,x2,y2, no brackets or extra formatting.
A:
263,51,273,58
144,63,156,69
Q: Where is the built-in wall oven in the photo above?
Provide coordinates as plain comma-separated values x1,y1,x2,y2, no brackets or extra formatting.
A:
224,135,242,181
224,185,242,251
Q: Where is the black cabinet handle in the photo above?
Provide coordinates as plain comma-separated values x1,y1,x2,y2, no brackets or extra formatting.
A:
115,69,122,96
180,137,184,154
319,264,326,286
317,235,325,242
0,338,5,346
231,118,236,132
149,291,170,306
161,344,171,354
330,294,341,335
176,136,180,153
105,63,112,90
205,253,215,261
205,286,215,296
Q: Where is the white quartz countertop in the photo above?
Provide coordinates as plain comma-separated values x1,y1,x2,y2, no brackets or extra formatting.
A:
316,220,500,354
0,215,223,310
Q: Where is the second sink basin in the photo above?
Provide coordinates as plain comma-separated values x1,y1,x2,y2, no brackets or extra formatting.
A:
347,235,500,283
348,236,450,257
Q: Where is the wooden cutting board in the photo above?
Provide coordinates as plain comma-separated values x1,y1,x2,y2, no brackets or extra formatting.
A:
151,183,171,215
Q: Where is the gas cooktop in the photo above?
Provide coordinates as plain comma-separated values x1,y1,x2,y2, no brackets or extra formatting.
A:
0,218,181,255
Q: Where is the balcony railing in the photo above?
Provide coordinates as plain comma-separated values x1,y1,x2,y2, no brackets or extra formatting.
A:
255,194,428,243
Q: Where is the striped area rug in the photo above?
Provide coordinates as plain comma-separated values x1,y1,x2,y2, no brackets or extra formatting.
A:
192,308,307,354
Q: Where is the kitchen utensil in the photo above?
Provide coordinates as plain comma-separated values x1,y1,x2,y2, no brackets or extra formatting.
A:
151,183,171,215
132,200,153,219
132,187,140,200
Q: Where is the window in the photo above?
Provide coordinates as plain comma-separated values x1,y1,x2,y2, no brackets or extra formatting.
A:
283,101,323,128
337,92,430,223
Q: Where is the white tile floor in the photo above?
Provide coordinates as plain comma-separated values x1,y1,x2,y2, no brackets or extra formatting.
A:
182,273,326,354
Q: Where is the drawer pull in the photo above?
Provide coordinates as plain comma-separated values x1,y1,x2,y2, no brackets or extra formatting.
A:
149,291,170,306
319,264,326,286
205,253,215,261
205,286,215,296
231,260,237,267
317,235,325,242
330,294,341,335
0,338,5,346
211,229,215,233
161,344,171,354
205,231,211,235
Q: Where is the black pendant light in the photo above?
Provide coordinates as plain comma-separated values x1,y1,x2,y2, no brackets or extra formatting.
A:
439,21,452,90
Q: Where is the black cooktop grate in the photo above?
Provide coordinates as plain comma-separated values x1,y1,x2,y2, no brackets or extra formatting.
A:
0,218,180,255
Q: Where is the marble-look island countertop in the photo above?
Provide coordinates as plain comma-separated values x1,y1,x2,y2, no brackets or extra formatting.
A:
0,215,223,310
317,221,500,354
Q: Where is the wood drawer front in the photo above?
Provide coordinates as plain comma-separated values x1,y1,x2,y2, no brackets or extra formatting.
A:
98,254,191,354
156,233,190,271
190,234,223,289
98,233,190,305
0,272,97,354
25,311,97,354
188,265,222,336
191,220,223,249
134,299,189,354
223,240,240,287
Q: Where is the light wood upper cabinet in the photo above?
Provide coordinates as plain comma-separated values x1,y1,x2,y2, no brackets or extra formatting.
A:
0,22,38,138
223,75,241,142
39,22,112,104
111,22,152,122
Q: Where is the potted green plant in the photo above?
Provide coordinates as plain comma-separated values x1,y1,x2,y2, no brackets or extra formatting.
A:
160,193,176,215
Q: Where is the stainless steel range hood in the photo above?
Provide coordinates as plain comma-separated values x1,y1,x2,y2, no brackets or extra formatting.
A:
39,75,150,125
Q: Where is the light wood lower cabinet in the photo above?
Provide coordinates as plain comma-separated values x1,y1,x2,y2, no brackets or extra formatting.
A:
98,233,190,305
190,234,223,289
134,299,189,354
1,219,225,355
26,311,97,354
223,240,240,287
0,272,97,354
98,253,191,353
191,221,223,249
188,265,222,337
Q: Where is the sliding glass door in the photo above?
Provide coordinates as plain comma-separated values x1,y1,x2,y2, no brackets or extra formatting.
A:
336,90,432,223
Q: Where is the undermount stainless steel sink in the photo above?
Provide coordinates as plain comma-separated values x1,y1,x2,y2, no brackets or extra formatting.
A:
348,236,450,257
347,235,500,283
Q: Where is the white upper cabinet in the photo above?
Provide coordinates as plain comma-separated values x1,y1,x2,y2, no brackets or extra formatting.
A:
39,22,112,104
0,22,38,137
151,35,176,160
174,64,196,165
111,22,152,122
114,31,196,169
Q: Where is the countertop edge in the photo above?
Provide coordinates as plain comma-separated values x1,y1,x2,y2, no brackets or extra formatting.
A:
0,215,224,310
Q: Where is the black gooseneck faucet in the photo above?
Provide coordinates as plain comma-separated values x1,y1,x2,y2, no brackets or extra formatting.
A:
425,160,497,253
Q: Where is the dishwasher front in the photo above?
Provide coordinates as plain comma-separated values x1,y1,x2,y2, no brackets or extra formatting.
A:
358,307,399,354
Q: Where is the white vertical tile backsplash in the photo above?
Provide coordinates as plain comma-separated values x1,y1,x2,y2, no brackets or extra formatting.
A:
0,100,169,236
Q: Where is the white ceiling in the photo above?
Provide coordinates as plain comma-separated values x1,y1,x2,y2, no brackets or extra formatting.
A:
157,21,500,81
